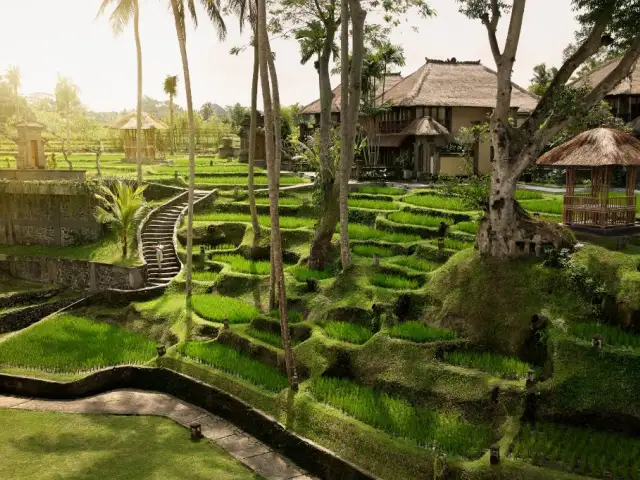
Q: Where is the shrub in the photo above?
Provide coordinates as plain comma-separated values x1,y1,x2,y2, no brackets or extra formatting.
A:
388,256,439,272
371,273,419,290
212,254,270,275
348,199,400,211
358,186,405,196
387,212,451,228
442,351,534,378
191,294,259,324
388,322,456,342
403,194,469,211
352,245,395,258
0,314,156,372
570,323,640,349
178,341,288,392
290,266,337,282
324,322,374,344
310,377,492,457
348,224,421,243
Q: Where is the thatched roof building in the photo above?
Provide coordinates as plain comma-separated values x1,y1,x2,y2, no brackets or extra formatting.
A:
571,57,640,96
111,111,168,130
537,128,640,167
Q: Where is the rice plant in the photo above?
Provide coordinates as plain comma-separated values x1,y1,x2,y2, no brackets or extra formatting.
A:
348,199,400,211
387,211,451,228
428,238,474,251
352,245,395,258
210,244,237,251
570,323,640,350
178,341,288,392
520,198,563,215
387,256,439,272
270,309,304,323
442,351,534,379
190,175,306,185
246,327,298,348
371,273,419,290
357,186,406,196
515,190,544,200
192,270,219,282
452,221,479,234
254,197,303,207
403,194,470,212
348,224,421,243
310,377,492,457
388,322,456,342
324,322,374,344
195,212,315,229
512,422,640,478
290,266,337,282
0,314,157,372
211,254,270,275
191,294,259,324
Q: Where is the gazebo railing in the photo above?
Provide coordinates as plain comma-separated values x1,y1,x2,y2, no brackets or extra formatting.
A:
563,194,636,227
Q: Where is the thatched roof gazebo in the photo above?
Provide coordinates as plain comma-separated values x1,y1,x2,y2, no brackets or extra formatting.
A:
537,128,640,231
111,112,168,162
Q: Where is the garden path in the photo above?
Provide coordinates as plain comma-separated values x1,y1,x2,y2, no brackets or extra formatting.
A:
0,389,316,480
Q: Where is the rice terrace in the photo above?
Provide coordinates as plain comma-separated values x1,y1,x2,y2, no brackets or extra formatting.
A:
1,0,640,479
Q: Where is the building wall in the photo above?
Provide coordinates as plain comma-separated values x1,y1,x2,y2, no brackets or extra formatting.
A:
450,107,493,175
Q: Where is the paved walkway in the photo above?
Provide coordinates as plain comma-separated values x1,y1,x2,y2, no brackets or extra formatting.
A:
0,389,315,480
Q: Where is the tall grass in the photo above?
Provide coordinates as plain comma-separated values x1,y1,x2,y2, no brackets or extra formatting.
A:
388,322,456,342
0,314,156,372
358,186,405,195
348,224,421,243
212,254,270,275
388,256,439,272
512,422,640,478
570,323,640,349
403,194,469,212
442,351,533,378
371,273,419,290
520,198,563,215
352,245,395,258
178,341,288,392
348,199,400,211
387,212,451,228
191,294,259,324
310,377,492,457
290,266,337,282
324,322,374,344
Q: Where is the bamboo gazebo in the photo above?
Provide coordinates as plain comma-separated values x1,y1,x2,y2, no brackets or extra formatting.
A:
111,112,168,162
537,128,640,231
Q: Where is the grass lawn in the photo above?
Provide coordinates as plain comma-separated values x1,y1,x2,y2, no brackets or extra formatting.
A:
0,234,141,267
0,409,261,480
0,314,157,372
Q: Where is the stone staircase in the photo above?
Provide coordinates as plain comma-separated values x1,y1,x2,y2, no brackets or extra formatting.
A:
141,191,210,286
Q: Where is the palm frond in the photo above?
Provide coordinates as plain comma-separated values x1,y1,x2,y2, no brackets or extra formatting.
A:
187,0,198,27
200,0,227,41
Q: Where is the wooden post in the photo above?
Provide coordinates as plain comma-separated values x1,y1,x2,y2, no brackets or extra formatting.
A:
627,166,637,225
564,167,576,225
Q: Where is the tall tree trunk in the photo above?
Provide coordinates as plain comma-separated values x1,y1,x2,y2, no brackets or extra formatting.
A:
134,1,143,186
169,94,175,155
339,0,366,269
257,0,298,391
308,29,339,271
248,35,261,244
170,0,195,298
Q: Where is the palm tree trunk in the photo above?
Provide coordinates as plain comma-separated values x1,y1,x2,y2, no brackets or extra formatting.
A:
339,0,350,269
257,0,298,391
248,35,261,244
122,231,128,259
169,94,175,155
134,1,143,186
170,0,195,298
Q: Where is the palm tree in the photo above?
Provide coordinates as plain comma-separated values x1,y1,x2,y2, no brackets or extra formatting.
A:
55,75,80,167
95,181,147,259
295,21,339,69
164,75,178,154
378,42,405,104
168,0,226,299
256,0,298,391
6,66,20,96
97,0,144,185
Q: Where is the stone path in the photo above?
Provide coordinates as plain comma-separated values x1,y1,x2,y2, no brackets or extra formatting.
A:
0,389,316,480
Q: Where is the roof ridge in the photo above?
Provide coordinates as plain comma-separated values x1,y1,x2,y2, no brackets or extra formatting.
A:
404,63,431,103
425,58,481,65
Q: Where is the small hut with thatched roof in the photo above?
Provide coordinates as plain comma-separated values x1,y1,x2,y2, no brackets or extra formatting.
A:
111,112,168,162
537,128,640,232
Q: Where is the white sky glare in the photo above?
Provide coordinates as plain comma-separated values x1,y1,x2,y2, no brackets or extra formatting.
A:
0,0,579,113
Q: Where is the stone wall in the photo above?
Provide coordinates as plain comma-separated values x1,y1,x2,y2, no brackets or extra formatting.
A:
0,297,79,334
0,256,146,292
0,180,100,246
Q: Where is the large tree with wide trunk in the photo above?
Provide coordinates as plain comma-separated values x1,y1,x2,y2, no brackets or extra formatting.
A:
457,0,640,258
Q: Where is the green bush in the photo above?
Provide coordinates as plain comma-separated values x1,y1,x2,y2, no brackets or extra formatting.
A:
324,322,374,344
352,245,395,258
310,377,492,457
371,274,419,290
357,186,405,196
178,341,288,392
388,322,456,342
570,323,640,349
191,295,259,324
0,314,156,372
212,254,270,275
348,224,421,243
442,350,534,378
403,194,469,212
348,199,400,211
387,212,450,228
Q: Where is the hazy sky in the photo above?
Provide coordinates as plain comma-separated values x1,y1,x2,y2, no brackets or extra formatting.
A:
0,0,579,112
